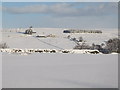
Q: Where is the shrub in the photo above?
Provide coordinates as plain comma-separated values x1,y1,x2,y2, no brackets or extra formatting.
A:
78,37,83,42
74,42,91,49
73,38,120,54
0,42,9,49
105,38,120,53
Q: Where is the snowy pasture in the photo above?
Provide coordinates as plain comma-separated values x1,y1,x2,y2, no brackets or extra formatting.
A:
2,53,118,88
2,28,118,49
1,28,118,88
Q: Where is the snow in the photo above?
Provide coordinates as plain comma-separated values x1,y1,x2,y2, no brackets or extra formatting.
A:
2,53,118,88
2,28,118,49
0,48,101,55
1,28,118,88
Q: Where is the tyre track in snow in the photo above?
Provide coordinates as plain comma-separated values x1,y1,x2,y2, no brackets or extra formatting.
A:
33,36,64,50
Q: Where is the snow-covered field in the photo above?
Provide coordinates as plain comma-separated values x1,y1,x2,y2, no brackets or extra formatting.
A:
2,53,118,88
1,28,118,88
2,28,118,49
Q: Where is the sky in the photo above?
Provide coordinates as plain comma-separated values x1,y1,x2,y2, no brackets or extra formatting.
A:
1,2,118,29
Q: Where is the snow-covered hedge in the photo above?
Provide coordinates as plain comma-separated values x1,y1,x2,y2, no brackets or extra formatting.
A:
0,49,101,55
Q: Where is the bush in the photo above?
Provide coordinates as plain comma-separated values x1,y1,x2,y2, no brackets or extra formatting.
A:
74,42,91,49
73,38,120,54
105,38,120,53
0,42,9,49
78,37,83,42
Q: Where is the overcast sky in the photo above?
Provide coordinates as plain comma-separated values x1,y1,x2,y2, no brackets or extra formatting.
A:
2,2,118,29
